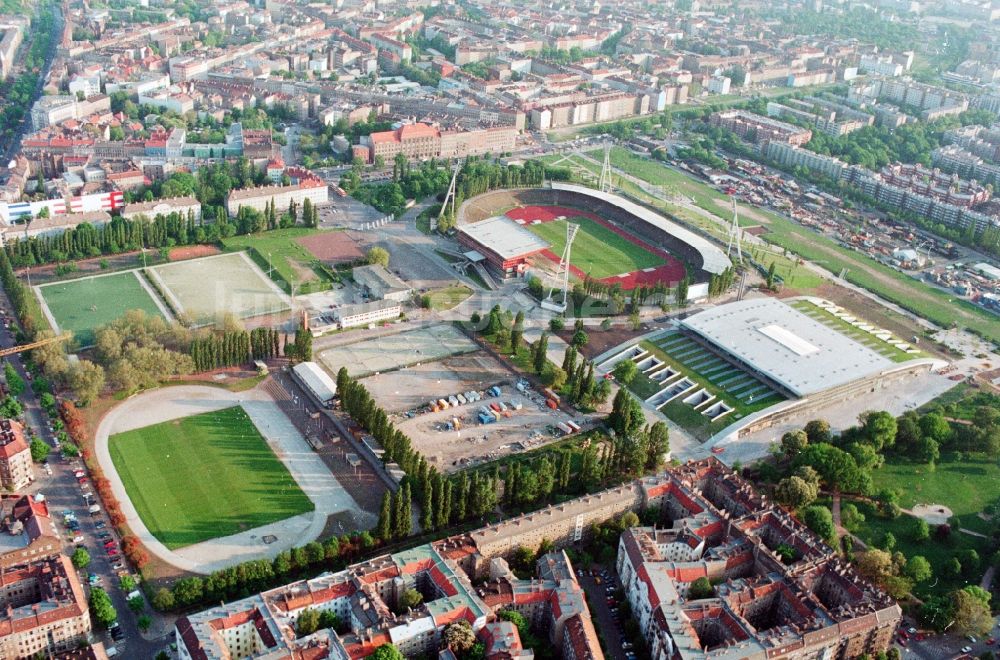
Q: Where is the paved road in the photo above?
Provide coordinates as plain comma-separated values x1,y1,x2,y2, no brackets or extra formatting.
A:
577,570,630,660
0,4,62,164
0,300,171,654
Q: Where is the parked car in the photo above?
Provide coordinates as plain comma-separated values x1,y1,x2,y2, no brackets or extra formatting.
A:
962,646,973,654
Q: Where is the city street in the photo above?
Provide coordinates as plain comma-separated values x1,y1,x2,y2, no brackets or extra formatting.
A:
0,294,171,655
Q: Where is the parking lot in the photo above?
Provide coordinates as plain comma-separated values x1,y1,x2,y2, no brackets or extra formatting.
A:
577,568,633,660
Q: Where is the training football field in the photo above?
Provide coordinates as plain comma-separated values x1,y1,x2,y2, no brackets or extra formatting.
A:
37,271,166,347
148,252,290,325
525,216,664,279
108,405,313,549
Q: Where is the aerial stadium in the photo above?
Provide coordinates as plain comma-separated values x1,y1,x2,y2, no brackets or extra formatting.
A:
599,297,943,443
455,182,730,292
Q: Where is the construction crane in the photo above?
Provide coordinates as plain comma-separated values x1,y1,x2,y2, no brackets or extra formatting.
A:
0,333,71,359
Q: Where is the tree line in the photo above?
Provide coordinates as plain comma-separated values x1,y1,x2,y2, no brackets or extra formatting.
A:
189,327,281,372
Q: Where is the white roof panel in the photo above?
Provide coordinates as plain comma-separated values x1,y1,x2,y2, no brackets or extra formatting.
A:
680,298,894,396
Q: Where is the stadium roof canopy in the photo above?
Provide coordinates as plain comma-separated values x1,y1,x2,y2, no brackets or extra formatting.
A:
457,216,550,261
549,182,731,275
680,298,893,397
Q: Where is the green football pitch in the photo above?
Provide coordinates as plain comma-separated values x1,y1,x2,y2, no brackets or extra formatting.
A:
108,406,313,549
37,271,165,347
525,216,664,279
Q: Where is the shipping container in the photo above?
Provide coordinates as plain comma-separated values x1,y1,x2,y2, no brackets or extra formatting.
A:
490,402,501,413
567,420,582,432
546,399,558,410
438,399,450,409
542,388,561,402
510,400,523,410
456,393,467,405
557,422,573,435
448,395,460,407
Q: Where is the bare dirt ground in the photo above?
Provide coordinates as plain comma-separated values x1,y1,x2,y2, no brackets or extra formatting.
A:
558,326,648,360
297,231,365,264
361,352,509,413
910,504,953,526
168,245,221,261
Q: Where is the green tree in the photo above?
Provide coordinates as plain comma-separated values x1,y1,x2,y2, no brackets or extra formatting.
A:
804,419,832,444
951,586,993,636
3,363,24,396
370,644,405,660
89,587,118,628
297,608,321,636
399,588,423,611
442,620,476,653
612,359,639,384
128,595,145,613
781,429,808,458
510,311,524,351
860,410,897,450
775,476,817,509
376,492,392,541
71,547,90,569
911,517,930,542
30,439,50,463
152,587,175,611
802,505,836,542
688,577,714,599
366,246,390,268
570,330,589,347
906,555,932,583
533,332,548,374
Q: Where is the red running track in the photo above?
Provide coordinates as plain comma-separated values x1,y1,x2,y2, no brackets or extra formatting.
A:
506,205,685,289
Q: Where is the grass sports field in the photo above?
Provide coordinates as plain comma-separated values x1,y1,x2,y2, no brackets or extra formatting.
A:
148,252,289,325
221,228,341,294
108,405,313,549
526,216,664,279
37,271,165,347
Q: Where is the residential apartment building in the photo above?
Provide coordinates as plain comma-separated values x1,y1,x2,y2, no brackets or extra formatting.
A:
766,97,874,137
30,96,78,130
710,110,813,148
176,459,899,659
617,460,901,659
0,22,24,81
765,142,848,180
360,123,517,164
0,495,60,570
225,179,328,217
849,77,969,120
176,538,600,660
121,196,202,222
0,555,91,659
0,420,32,491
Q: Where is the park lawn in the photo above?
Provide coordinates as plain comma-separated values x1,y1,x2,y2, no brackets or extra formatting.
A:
844,498,990,600
873,454,1000,536
38,271,164,347
426,284,473,310
108,406,313,549
222,228,335,294
526,217,663,280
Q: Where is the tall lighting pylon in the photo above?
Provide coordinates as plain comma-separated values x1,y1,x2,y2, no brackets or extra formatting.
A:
434,160,461,231
726,195,743,263
547,222,579,311
598,143,613,194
